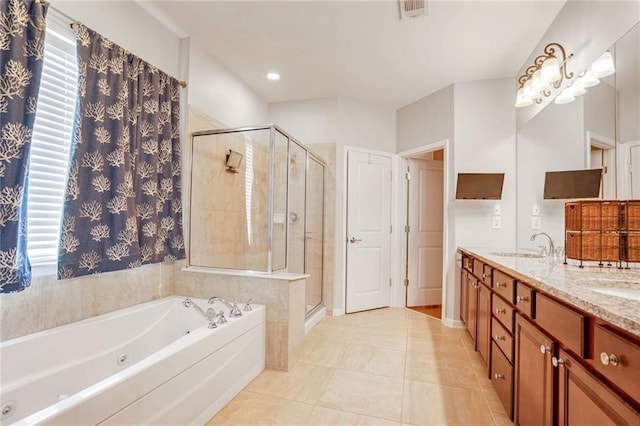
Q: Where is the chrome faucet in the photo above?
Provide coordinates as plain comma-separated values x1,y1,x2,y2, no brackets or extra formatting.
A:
208,296,242,317
530,232,555,257
183,298,217,328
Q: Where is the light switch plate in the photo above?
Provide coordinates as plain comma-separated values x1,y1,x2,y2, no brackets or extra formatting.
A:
531,216,542,230
532,204,541,216
493,204,501,216
492,216,502,229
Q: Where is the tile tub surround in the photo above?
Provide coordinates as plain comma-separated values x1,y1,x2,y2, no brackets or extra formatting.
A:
174,264,307,371
459,247,640,337
207,308,510,426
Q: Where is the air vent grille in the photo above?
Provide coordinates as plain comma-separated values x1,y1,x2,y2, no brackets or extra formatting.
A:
398,0,427,19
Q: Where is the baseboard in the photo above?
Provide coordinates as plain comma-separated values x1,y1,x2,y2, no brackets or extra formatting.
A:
304,307,326,334
442,318,465,329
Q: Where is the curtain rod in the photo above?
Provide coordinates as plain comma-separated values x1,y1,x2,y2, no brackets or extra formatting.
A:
62,19,187,89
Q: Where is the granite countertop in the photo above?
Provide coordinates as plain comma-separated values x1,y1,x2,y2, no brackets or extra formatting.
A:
459,247,640,338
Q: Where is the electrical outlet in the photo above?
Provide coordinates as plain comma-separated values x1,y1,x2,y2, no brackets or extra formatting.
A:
532,204,541,216
531,216,542,230
492,216,502,229
493,204,501,216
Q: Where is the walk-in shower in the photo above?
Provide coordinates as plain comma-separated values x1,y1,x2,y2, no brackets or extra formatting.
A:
188,125,325,316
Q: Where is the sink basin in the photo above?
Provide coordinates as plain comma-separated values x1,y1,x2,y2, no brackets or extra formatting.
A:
489,252,543,259
588,287,640,301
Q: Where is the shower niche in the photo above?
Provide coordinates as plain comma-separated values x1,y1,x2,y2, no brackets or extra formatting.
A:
188,125,325,316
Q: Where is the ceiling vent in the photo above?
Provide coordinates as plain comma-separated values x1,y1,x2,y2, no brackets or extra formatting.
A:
398,0,428,20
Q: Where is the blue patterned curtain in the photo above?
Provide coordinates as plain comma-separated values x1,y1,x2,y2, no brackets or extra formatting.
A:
0,0,48,293
57,25,185,279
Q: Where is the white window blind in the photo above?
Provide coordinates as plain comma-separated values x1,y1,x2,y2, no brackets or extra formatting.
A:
27,12,78,269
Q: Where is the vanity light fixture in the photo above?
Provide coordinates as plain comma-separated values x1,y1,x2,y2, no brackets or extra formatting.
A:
554,50,615,105
515,42,574,108
265,72,280,81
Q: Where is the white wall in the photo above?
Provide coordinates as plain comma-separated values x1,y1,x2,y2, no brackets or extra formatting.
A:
269,97,396,314
396,85,454,153
188,43,269,127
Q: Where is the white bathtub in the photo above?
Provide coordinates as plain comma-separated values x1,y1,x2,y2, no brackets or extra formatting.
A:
0,296,265,425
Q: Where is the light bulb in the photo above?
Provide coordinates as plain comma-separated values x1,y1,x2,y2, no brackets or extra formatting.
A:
579,70,600,88
515,87,533,107
554,89,575,105
541,56,561,83
591,51,615,78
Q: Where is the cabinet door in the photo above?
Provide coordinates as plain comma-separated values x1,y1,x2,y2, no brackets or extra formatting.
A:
515,315,554,426
557,349,639,425
461,269,469,325
467,276,478,347
477,283,491,367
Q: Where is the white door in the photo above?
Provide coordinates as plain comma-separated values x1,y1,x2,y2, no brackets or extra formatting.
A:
406,159,443,307
345,150,392,314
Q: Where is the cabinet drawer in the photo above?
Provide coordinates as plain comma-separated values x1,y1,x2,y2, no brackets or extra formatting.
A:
492,317,514,363
473,259,491,286
492,294,515,334
493,269,516,304
535,293,587,357
515,282,535,318
491,341,514,420
592,324,640,402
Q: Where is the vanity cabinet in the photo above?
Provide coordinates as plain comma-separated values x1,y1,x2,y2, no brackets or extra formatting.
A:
458,249,640,425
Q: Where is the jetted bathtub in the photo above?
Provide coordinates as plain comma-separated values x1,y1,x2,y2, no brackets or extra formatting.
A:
0,296,265,425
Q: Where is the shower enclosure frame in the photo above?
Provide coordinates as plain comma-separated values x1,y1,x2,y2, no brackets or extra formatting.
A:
187,125,326,308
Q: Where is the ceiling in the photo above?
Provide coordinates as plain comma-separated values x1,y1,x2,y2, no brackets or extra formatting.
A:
145,0,566,109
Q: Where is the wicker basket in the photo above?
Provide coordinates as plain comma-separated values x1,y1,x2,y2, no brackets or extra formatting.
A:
566,231,620,262
622,200,640,231
565,201,620,231
624,233,640,262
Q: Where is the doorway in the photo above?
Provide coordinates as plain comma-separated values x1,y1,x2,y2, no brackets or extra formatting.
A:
402,147,446,320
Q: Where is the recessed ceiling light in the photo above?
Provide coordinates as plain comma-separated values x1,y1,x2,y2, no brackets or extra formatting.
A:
266,72,280,81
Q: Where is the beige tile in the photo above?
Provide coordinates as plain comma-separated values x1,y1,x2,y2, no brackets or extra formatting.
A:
404,351,481,390
207,390,314,426
305,406,401,426
246,362,333,404
306,321,359,343
300,338,348,367
351,326,407,351
402,381,495,426
335,344,405,378
318,370,403,421
406,336,469,361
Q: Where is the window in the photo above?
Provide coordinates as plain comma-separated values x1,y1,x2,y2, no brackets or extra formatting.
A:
26,11,78,273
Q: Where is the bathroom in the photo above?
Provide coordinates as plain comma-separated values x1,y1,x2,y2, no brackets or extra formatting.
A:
1,0,638,424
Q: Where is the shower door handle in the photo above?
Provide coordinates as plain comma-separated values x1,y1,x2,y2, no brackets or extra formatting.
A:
349,237,362,243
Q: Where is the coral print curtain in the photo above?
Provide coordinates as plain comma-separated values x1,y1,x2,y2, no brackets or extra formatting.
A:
58,24,185,279
0,0,48,293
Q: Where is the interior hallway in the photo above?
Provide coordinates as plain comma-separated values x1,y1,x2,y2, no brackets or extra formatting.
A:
208,308,510,425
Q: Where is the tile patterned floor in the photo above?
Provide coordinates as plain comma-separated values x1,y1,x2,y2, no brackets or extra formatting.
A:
207,308,511,426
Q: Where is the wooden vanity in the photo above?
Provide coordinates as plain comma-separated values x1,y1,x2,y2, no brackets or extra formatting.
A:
459,248,640,425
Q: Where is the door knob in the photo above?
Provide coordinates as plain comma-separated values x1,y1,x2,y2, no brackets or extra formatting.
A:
349,237,362,243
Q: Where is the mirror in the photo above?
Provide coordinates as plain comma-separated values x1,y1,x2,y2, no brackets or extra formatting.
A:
516,22,640,250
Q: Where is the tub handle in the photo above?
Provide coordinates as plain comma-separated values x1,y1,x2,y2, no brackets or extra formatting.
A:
244,298,253,311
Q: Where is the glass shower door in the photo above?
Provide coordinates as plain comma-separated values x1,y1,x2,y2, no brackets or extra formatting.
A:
305,156,324,315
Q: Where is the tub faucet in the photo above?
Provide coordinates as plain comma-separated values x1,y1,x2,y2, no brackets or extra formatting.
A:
208,297,242,318
530,232,555,257
183,298,217,328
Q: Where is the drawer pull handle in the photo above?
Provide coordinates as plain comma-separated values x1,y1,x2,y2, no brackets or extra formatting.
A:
494,335,506,341
539,345,551,354
516,295,529,303
600,352,619,367
494,373,505,380
482,273,486,279
552,357,565,368
474,283,480,289
495,308,506,315
496,282,507,288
